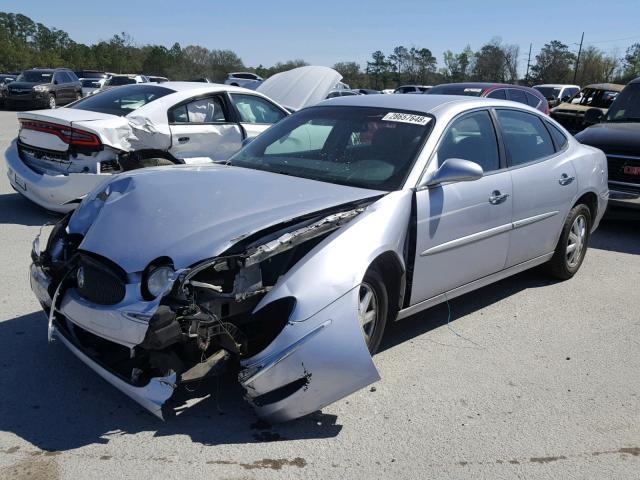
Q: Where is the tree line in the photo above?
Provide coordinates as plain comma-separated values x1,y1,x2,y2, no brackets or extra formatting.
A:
2,12,639,88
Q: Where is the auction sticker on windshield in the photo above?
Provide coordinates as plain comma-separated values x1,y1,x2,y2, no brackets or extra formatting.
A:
382,112,431,126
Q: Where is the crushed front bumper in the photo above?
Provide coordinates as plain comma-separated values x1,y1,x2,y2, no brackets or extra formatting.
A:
5,140,110,213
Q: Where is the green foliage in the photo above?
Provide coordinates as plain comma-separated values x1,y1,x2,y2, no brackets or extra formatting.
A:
530,40,576,84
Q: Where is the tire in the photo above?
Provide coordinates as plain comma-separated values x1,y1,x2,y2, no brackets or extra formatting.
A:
75,92,82,101
359,268,389,354
545,204,592,280
47,94,56,109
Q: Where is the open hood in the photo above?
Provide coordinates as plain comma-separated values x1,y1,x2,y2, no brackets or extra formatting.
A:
257,66,342,112
71,164,383,273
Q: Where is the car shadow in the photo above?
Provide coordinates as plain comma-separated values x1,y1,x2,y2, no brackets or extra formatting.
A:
380,268,558,353
590,216,640,256
0,192,60,226
0,311,342,452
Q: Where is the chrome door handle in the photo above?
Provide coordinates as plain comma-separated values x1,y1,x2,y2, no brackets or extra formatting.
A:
178,136,190,143
559,174,575,186
489,190,510,205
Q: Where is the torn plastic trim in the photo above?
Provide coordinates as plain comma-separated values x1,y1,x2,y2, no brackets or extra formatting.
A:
238,319,331,385
52,323,176,419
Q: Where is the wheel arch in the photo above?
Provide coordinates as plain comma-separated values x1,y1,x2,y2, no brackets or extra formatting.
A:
368,251,406,319
573,190,598,225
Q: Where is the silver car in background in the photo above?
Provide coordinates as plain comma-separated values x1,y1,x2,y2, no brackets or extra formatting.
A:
29,94,607,423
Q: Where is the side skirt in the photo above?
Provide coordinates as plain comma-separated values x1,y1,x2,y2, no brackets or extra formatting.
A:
395,252,554,321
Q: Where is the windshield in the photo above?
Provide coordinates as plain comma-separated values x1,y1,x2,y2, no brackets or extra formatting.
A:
16,71,53,83
70,84,173,116
605,83,640,122
534,86,561,99
570,87,619,108
229,106,433,191
427,85,484,97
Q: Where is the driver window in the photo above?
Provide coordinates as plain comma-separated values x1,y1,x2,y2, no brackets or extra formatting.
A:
437,110,500,173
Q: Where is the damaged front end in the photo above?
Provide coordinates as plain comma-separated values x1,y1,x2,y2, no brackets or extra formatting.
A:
31,201,378,421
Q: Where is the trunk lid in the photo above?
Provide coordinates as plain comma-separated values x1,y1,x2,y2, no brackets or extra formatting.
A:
18,108,121,152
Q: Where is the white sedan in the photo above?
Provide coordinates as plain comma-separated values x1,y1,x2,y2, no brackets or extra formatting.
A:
5,82,290,212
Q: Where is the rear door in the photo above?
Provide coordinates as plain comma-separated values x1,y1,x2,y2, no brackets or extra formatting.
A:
168,94,244,161
228,93,288,139
495,109,578,266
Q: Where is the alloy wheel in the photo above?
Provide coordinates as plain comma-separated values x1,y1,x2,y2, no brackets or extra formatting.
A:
566,214,586,268
49,96,56,109
358,282,379,347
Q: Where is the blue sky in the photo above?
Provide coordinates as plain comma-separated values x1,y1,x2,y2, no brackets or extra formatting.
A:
4,0,640,73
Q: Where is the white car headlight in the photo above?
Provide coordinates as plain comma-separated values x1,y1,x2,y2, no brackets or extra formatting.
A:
146,266,175,298
33,85,49,92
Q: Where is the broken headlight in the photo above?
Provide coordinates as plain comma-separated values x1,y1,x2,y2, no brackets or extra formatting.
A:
145,265,175,298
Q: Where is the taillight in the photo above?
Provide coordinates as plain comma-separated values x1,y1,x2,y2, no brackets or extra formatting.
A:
19,119,101,147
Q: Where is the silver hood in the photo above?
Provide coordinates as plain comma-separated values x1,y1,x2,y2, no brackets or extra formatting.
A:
256,66,342,111
71,165,383,273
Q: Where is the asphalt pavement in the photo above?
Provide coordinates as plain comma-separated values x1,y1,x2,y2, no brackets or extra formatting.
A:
0,109,638,479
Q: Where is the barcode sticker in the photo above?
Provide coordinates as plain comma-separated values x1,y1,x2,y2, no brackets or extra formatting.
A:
382,112,431,125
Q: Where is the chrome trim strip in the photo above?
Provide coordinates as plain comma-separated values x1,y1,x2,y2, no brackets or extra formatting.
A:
420,211,559,256
420,223,512,256
609,180,640,189
606,154,640,161
512,211,559,229
397,252,554,321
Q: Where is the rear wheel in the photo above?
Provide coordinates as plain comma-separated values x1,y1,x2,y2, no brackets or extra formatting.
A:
545,204,591,279
359,269,388,354
48,94,56,109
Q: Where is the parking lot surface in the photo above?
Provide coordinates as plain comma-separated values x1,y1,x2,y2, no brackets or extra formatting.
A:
0,109,638,479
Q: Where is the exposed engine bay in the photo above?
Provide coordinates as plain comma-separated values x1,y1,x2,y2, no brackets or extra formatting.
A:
33,204,366,402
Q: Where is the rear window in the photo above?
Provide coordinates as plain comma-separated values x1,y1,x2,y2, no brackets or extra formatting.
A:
525,92,541,108
70,84,173,116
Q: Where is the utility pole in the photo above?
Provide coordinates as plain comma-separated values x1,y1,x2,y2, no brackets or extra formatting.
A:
573,32,584,83
525,43,532,84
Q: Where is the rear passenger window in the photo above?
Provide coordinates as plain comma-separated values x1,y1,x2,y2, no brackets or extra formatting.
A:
507,89,528,105
169,96,227,123
496,110,555,166
437,110,500,173
486,89,506,99
546,122,568,150
525,92,541,108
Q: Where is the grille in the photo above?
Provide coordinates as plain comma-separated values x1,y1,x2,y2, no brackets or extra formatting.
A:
76,255,126,305
607,154,640,185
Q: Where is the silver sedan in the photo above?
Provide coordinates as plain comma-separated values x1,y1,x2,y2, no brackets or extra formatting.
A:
30,94,608,423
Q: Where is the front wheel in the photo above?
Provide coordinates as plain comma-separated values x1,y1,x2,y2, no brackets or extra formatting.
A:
47,94,56,109
359,269,389,354
545,204,591,280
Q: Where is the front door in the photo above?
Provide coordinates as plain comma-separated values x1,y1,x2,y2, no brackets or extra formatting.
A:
228,93,289,140
411,109,513,304
168,95,243,161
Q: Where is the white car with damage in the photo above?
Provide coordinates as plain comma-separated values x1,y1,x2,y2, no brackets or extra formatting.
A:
5,66,344,213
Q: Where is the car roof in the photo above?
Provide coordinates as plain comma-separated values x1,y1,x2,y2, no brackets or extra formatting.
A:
584,83,625,91
315,93,525,115
534,84,580,88
630,77,640,85
160,81,255,93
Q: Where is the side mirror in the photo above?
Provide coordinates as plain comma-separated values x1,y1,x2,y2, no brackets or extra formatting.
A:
584,108,604,125
421,158,483,187
53,80,58,85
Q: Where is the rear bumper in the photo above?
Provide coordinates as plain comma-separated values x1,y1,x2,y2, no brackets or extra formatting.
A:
5,140,110,213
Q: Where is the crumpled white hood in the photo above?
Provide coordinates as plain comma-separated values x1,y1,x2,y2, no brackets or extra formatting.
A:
257,66,342,111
